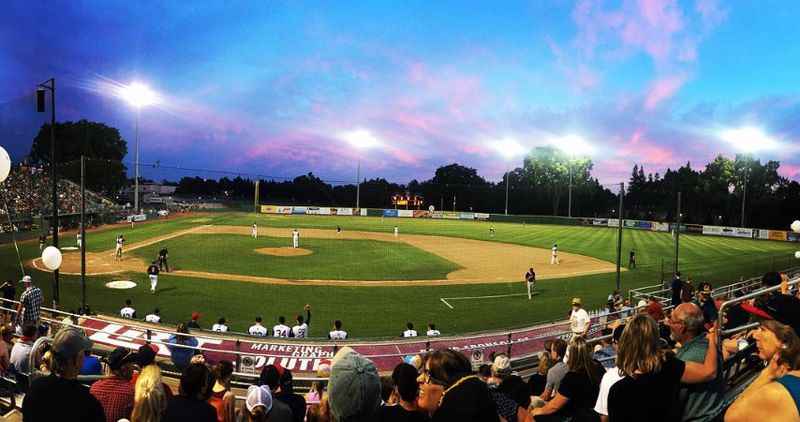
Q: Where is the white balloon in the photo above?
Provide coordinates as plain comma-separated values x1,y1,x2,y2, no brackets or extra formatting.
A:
791,220,800,234
0,146,10,183
795,251,800,259
41,246,63,270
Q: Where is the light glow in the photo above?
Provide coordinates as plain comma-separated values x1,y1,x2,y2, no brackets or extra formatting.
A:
552,134,594,156
718,126,779,153
118,82,158,108
339,128,380,149
491,138,527,159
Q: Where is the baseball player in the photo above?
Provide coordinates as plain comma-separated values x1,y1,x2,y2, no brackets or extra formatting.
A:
328,320,348,340
525,267,536,300
252,223,258,239
120,299,136,319
147,260,159,293
336,225,342,234
394,226,399,237
273,316,291,338
551,243,559,265
292,229,300,248
402,322,418,337
158,246,169,272
38,235,46,251
145,308,161,323
629,250,636,269
76,232,82,249
115,235,125,260
248,316,268,336
291,304,312,338
489,226,496,237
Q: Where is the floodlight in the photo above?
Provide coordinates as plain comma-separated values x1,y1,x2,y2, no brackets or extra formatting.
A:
492,138,526,159
339,129,380,149
718,126,779,153
118,82,158,108
553,134,593,156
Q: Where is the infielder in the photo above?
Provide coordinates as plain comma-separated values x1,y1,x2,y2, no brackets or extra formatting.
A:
147,260,160,293
252,223,258,239
76,232,82,249
115,235,125,260
292,229,300,248
489,226,496,237
394,226,399,237
551,243,559,265
525,267,536,300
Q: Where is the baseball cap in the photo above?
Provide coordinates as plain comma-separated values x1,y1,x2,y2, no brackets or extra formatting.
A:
137,343,158,366
328,347,381,420
491,354,511,376
52,327,93,360
571,297,582,306
19,275,31,284
191,312,201,320
741,294,800,335
246,385,273,413
107,347,140,370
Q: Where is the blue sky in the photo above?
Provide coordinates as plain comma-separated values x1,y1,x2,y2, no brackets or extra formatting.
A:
1,0,799,184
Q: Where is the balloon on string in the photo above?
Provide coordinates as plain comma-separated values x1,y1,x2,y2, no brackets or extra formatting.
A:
791,220,800,233
41,246,63,270
0,146,10,183
795,251,800,259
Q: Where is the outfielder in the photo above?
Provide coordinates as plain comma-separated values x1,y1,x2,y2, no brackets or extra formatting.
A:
394,226,399,237
489,226,496,237
147,260,159,293
76,232,82,249
252,223,258,239
115,235,125,260
551,243,559,265
292,229,300,248
525,267,536,300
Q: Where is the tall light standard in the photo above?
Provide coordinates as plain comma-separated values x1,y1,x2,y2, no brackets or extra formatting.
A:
118,82,157,214
555,135,593,218
339,129,380,210
491,138,526,215
36,78,60,306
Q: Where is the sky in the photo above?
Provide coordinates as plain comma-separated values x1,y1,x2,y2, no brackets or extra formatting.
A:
1,0,800,185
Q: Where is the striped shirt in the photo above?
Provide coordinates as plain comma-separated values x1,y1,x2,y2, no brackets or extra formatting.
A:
20,286,43,324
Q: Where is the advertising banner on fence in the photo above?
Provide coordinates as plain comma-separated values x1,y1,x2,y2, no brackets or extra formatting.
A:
382,209,398,218
789,232,800,242
443,211,460,220
292,207,307,215
397,210,414,218
758,230,770,240
431,211,444,219
651,222,669,232
607,219,620,227
305,207,320,215
769,230,789,241
337,208,354,216
459,212,475,220
623,220,638,228
126,214,147,223
636,221,653,229
703,225,754,238
474,213,490,220
593,219,608,226
413,210,431,218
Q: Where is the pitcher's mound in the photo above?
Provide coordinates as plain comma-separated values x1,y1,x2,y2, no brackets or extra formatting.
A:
255,247,313,257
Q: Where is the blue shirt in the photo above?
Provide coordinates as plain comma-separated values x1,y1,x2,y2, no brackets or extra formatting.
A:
167,335,199,370
675,335,724,422
80,355,102,376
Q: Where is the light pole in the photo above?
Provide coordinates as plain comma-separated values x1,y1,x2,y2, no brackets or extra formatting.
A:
568,160,573,217
555,135,592,218
338,129,379,210
491,138,526,215
118,82,157,214
356,160,361,210
36,78,59,307
504,171,510,215
740,165,749,227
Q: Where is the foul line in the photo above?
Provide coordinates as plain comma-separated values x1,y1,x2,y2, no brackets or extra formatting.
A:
440,292,530,309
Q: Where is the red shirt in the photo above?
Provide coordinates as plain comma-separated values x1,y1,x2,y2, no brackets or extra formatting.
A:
89,376,134,422
646,300,665,321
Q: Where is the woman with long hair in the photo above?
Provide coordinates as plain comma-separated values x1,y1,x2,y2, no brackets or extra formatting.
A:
132,365,167,422
420,349,499,421
209,361,235,422
531,337,605,422
606,314,718,422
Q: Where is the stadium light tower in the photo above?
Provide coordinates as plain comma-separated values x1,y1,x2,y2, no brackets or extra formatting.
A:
491,138,526,215
339,129,380,210
118,82,158,214
555,135,593,218
718,126,779,227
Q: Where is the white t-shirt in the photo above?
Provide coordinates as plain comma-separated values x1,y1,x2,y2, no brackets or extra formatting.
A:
292,323,308,338
145,314,161,323
329,330,347,340
570,308,590,335
426,329,441,336
120,307,136,319
552,246,558,256
403,329,418,338
273,324,291,337
249,324,268,337
212,324,229,332
594,366,625,416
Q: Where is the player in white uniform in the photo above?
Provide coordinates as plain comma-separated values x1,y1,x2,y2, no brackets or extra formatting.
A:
426,323,441,336
212,317,229,332
115,235,124,260
76,232,82,249
551,243,559,265
120,299,136,319
402,322,417,337
328,320,348,340
249,316,268,336
291,229,300,248
273,316,291,337
525,267,536,300
145,308,161,323
291,305,312,338
252,223,258,239
394,226,399,237
147,260,159,293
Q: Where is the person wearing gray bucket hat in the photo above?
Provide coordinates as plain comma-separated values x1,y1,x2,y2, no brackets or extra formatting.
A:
22,327,105,422
328,346,381,421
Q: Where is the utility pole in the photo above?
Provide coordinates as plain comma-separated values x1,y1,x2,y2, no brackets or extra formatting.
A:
37,78,59,307
615,182,624,291
504,172,510,215
254,180,260,213
568,163,573,218
674,191,682,276
355,161,361,210
80,155,86,312
453,195,456,212
740,167,748,227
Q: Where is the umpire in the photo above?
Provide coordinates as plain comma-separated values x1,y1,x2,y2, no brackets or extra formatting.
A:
158,246,169,272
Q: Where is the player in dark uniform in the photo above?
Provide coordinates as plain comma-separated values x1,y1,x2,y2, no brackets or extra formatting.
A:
628,250,636,269
147,260,160,293
158,246,169,272
336,225,342,234
525,267,536,300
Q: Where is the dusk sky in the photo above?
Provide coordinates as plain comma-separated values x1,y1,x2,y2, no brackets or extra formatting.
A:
2,0,800,185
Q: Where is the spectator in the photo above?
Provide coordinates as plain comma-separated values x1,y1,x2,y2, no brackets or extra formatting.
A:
132,364,167,422
10,323,37,374
22,327,105,422
187,312,202,329
145,308,161,324
306,380,325,405
570,298,590,339
291,305,311,338
477,364,492,382
646,296,665,321
163,363,216,422
237,385,273,422
381,376,396,405
606,314,719,422
378,363,428,421
671,272,683,306
667,303,724,422
498,375,533,422
696,283,718,324
1,280,15,320
528,351,551,399
16,275,43,327
593,328,615,369
249,316,268,337
421,349,499,421
532,337,604,421
749,272,800,335
725,320,800,421
426,323,441,337
329,320,348,340
278,368,307,422
273,316,291,338
540,339,568,401
256,365,296,421
167,323,199,371
403,322,418,338
133,343,173,398
212,317,229,333
80,349,103,376
681,277,695,304
0,324,12,375
208,360,235,422
121,299,137,319
488,354,511,386
328,346,381,421
594,324,626,422
90,346,138,422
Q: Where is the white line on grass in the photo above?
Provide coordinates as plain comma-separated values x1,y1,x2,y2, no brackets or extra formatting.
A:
440,298,453,309
440,292,529,309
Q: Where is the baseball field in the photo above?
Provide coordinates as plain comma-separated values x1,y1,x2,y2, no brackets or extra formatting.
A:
9,212,799,337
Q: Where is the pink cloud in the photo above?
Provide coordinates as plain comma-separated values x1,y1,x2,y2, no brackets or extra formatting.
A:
780,164,800,179
644,75,686,110
615,129,677,167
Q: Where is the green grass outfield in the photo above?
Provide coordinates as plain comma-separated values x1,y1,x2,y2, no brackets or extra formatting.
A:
130,234,460,280
3,212,798,338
